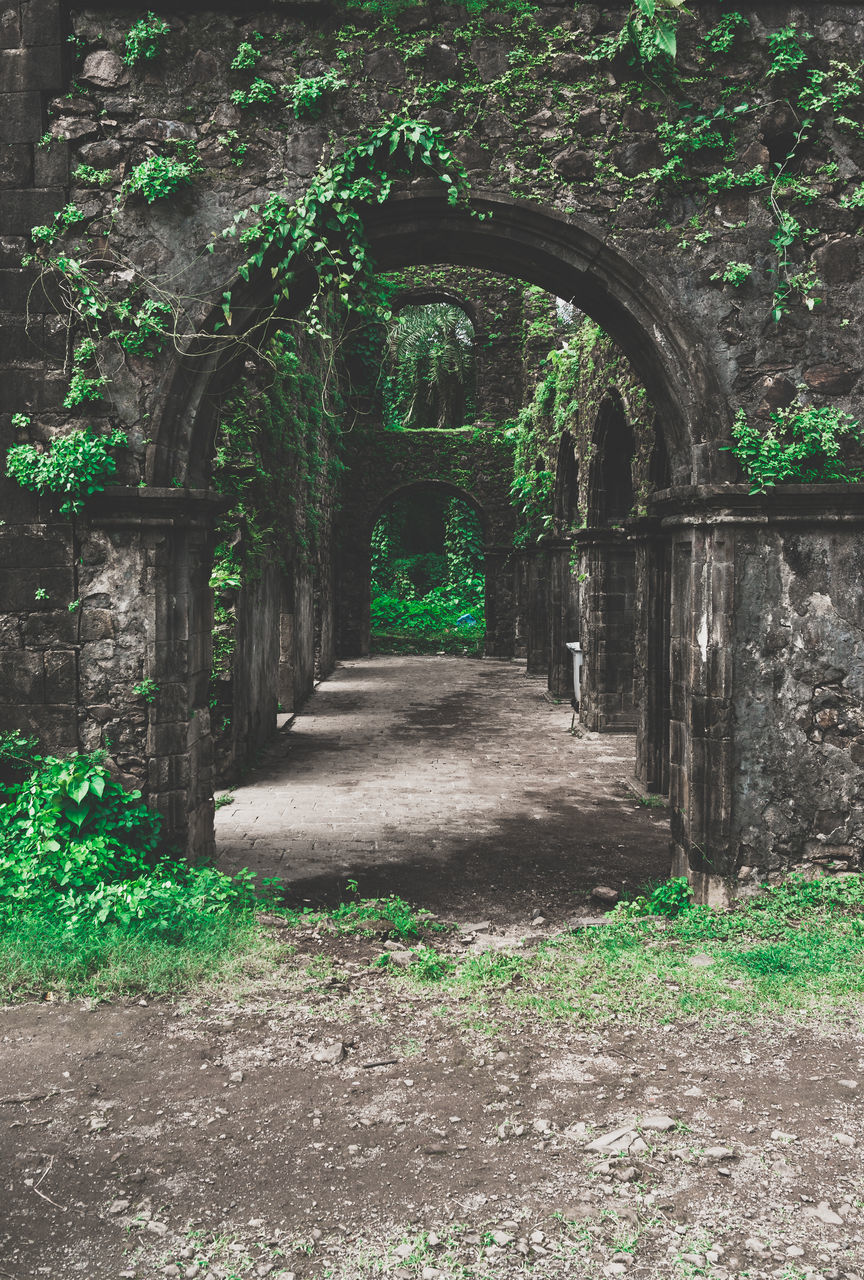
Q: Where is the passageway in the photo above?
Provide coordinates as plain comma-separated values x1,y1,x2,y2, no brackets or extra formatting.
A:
215,656,670,924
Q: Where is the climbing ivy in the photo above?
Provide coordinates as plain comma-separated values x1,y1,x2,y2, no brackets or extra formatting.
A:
726,406,864,493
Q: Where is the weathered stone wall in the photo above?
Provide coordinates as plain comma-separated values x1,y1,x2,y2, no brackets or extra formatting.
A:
2,1,864,891
731,508,864,884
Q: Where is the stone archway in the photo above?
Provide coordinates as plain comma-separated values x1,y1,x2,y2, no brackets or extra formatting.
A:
133,190,733,888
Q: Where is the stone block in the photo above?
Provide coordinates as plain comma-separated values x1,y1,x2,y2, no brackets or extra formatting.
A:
21,0,64,46
23,609,77,645
0,649,42,701
0,45,62,92
363,47,405,85
80,50,129,90
802,363,859,395
0,92,44,142
43,648,77,701
0,8,20,49
0,187,65,235
0,143,32,188
33,139,68,186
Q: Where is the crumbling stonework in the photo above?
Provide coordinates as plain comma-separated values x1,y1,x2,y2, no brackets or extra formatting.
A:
1,1,863,895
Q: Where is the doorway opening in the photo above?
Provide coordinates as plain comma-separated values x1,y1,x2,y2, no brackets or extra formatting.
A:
370,486,485,656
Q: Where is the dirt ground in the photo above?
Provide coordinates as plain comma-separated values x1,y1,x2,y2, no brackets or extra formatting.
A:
2,659,862,1279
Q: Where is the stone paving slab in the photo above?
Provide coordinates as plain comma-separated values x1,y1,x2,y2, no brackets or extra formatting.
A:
215,655,671,924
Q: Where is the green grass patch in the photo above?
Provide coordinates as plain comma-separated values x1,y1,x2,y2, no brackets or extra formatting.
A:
280,888,447,940
379,875,864,1025
0,751,278,1000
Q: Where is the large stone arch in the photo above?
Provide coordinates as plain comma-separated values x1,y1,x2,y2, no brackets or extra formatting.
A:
92,190,747,893
146,190,719,491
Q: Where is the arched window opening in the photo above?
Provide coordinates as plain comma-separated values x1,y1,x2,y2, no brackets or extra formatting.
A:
383,303,476,430
370,487,485,655
590,397,636,527
553,430,580,529
649,428,671,492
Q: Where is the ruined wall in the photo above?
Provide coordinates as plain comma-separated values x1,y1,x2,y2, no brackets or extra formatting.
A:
2,0,864,884
731,505,864,883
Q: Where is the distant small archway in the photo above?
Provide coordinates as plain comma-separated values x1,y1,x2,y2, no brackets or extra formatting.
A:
553,430,580,530
589,393,636,527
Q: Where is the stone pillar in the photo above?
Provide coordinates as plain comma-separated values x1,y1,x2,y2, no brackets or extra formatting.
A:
577,528,637,731
335,538,371,658
86,487,223,860
547,539,580,699
634,528,672,794
524,545,550,676
484,546,515,659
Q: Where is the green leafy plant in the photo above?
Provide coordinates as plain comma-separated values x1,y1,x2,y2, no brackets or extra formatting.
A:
766,25,808,78
284,70,347,119
72,164,113,187
711,261,752,288
11,413,30,430
727,404,864,492
230,77,278,110
231,40,261,71
703,11,748,55
6,425,127,514
132,679,159,703
590,0,690,69
30,203,85,247
123,154,197,203
123,11,170,66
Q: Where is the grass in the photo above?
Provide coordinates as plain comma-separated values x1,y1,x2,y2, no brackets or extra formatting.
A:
279,889,448,940
0,908,278,1002
376,875,864,1025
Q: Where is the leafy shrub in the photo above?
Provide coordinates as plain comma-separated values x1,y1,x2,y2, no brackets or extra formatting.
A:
727,405,864,492
766,25,808,78
711,261,752,288
230,77,278,110
703,11,749,55
123,12,170,66
6,425,127,514
30,203,85,246
123,155,196,203
231,40,261,71
285,71,346,120
63,367,106,408
616,876,694,919
72,164,113,187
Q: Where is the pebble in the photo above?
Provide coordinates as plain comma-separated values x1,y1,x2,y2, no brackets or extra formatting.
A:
745,1238,767,1253
147,1221,169,1237
687,953,714,968
164,1268,180,1279
832,1133,855,1147
837,1079,858,1091
490,1231,512,1246
786,1246,805,1258
229,1070,244,1083
641,1114,677,1132
387,951,416,967
109,1199,131,1214
770,1130,797,1141
704,1146,735,1160
809,1202,844,1226
184,1267,200,1279
312,1041,345,1064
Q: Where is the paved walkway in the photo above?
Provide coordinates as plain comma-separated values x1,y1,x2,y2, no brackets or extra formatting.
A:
215,656,671,924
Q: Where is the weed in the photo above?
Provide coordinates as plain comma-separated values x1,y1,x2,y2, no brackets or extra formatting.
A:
123,12,170,66
6,425,127,515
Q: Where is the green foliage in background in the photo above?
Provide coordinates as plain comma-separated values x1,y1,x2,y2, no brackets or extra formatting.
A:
371,495,485,655
727,404,864,492
383,304,476,430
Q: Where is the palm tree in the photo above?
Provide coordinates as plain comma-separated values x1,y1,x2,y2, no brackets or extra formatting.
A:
386,303,475,429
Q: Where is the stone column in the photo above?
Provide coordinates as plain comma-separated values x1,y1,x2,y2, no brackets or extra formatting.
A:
547,539,580,699
484,546,516,659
